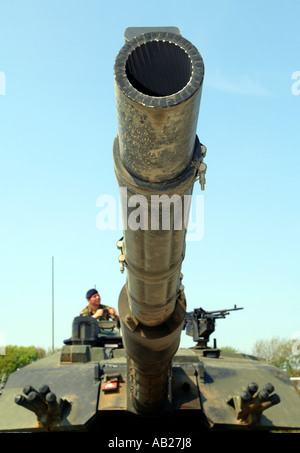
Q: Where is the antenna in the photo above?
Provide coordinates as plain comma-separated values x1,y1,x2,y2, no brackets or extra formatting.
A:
52,256,54,352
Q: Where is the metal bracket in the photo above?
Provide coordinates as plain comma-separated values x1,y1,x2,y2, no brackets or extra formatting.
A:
227,382,280,426
15,384,71,430
117,238,127,273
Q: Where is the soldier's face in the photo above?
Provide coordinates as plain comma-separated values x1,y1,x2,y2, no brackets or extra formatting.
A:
89,293,101,307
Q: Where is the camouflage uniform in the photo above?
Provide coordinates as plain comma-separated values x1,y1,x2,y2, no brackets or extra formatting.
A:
80,304,119,323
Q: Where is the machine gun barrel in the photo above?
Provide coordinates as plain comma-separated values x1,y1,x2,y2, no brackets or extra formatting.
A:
199,305,244,318
113,27,205,414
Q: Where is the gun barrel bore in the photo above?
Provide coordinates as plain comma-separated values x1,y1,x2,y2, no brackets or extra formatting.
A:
126,40,192,97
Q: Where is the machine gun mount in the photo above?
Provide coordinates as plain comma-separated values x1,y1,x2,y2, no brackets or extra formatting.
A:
184,305,244,354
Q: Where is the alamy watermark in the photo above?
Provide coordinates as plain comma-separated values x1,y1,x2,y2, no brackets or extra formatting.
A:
291,71,300,95
96,187,204,242
0,71,6,95
292,331,300,356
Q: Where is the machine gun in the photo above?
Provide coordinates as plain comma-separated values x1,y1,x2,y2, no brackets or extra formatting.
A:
184,305,244,353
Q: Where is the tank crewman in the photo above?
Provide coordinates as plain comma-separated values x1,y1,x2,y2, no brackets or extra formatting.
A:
80,289,120,324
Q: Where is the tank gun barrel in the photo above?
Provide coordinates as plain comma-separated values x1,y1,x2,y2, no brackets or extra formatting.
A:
113,27,205,414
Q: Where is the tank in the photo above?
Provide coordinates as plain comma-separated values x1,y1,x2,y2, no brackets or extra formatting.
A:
0,27,299,435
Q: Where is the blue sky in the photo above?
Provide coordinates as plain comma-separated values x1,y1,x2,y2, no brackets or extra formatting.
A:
0,0,299,354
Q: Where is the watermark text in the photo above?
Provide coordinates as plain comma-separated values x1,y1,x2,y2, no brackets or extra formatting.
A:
291,71,300,95
96,187,204,242
0,71,6,95
292,331,300,356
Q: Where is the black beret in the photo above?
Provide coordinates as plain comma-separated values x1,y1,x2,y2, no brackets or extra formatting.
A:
86,288,99,299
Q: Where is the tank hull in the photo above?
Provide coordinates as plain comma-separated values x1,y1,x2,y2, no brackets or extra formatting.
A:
0,346,299,433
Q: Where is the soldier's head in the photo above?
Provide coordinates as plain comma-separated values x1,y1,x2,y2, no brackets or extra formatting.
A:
86,289,101,306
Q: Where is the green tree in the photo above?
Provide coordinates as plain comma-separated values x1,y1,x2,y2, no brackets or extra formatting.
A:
0,345,46,380
220,346,239,354
252,337,300,376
